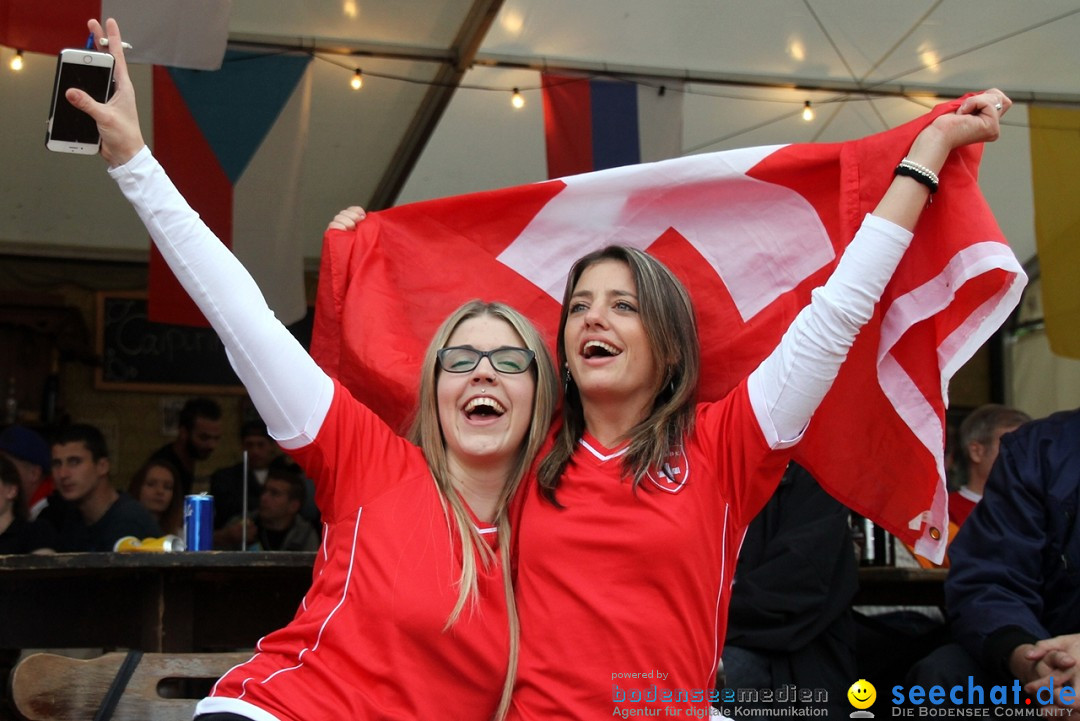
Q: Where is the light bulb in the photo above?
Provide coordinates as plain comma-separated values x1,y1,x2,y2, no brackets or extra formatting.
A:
10,50,24,72
350,69,363,90
802,101,815,122
511,88,524,109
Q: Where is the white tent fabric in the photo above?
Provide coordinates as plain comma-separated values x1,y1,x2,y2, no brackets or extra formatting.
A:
2,0,1079,266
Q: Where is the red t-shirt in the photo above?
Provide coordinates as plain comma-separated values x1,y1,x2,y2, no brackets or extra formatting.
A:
28,477,55,519
198,381,509,720
509,380,790,719
948,488,980,527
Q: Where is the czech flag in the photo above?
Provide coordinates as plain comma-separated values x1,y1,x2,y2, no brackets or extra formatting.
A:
150,50,312,327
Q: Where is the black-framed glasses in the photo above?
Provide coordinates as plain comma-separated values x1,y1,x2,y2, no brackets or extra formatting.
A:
436,346,536,374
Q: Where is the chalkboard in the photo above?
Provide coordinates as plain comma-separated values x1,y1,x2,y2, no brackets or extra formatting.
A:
95,292,313,393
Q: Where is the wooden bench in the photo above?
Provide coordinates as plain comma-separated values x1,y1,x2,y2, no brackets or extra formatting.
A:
11,651,250,721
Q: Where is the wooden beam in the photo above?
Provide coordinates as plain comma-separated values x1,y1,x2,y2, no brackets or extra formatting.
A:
367,0,506,210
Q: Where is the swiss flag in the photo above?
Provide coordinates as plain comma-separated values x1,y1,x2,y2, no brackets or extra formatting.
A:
312,97,1025,562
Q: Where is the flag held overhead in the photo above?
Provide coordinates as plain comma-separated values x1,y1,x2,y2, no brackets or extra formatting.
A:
312,97,1025,564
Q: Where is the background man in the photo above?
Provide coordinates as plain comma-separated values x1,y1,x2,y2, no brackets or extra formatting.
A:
0,455,58,553
210,419,278,532
149,397,222,496
718,462,858,719
0,424,56,520
909,408,1078,712
949,403,1031,526
51,423,160,551
253,468,320,552
217,467,319,552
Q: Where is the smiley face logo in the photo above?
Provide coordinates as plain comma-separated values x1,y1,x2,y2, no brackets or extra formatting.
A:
847,679,877,710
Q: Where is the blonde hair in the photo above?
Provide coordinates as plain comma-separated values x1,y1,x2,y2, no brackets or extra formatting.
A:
408,300,557,719
538,246,700,502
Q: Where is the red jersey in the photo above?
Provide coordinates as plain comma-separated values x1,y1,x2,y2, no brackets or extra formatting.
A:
28,477,55,520
198,381,509,720
948,487,980,527
510,380,790,719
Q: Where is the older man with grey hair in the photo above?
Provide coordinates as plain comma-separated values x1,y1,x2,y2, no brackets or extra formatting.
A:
949,404,1032,527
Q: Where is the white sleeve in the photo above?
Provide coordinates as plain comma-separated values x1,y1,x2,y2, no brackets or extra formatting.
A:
748,213,913,447
108,146,333,449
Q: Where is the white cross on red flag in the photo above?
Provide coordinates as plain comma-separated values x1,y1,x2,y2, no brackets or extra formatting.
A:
311,96,1025,562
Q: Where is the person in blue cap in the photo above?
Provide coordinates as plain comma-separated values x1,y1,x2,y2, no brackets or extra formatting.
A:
0,425,56,520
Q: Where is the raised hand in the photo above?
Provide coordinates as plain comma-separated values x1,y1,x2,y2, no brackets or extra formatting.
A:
907,88,1011,172
63,18,144,166
327,206,367,231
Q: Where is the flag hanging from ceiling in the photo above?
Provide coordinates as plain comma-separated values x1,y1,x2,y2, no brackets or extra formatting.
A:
150,50,312,327
541,72,683,179
1028,105,1080,359
0,0,230,70
311,97,1025,563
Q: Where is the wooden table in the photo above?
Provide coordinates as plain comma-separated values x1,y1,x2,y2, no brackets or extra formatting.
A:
0,554,946,651
0,552,315,652
855,566,947,607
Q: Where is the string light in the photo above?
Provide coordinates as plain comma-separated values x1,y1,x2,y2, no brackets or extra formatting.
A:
511,87,524,109
801,100,815,122
10,50,24,72
350,68,363,90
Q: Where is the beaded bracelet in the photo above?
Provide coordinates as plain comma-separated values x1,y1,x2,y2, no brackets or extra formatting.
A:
894,158,939,194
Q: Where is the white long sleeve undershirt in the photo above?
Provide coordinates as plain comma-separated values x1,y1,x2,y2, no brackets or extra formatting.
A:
109,146,333,450
749,213,912,447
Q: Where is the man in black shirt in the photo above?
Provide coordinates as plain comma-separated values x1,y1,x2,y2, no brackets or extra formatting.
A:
50,424,160,551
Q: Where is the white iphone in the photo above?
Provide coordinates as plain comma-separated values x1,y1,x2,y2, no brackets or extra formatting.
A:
45,49,115,154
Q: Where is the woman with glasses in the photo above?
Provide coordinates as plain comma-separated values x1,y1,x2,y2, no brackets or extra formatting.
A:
70,19,557,721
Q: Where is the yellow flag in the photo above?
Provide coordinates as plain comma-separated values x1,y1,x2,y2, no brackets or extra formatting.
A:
1029,105,1080,358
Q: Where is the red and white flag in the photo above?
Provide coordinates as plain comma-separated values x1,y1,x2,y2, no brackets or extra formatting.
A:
312,97,1025,562
0,0,230,70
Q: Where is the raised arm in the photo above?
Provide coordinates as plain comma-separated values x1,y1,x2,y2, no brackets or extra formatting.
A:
67,18,333,449
749,90,1010,445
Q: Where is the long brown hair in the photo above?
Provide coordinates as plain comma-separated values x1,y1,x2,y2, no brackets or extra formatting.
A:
0,455,27,523
538,246,700,503
407,300,557,720
127,459,184,535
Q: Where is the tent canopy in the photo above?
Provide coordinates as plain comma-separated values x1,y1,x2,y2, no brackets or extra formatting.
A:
2,0,1079,264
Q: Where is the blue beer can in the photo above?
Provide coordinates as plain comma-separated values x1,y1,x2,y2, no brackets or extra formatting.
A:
184,493,214,551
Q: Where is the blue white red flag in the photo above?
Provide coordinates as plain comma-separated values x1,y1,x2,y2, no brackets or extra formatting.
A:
150,50,312,327
312,97,1025,563
541,72,683,179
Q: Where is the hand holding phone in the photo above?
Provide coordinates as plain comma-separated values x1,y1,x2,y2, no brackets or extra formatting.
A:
53,18,147,167
45,48,115,154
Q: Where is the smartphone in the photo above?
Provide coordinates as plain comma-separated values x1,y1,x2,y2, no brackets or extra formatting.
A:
45,49,115,154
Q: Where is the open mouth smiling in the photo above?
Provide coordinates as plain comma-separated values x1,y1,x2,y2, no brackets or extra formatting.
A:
463,396,506,419
581,340,622,359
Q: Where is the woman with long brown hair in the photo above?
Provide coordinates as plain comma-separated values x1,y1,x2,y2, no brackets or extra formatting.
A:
127,459,183,536
508,90,1012,719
